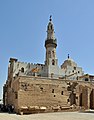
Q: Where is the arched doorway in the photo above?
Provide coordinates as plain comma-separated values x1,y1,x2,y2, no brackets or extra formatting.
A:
90,89,94,109
79,87,88,109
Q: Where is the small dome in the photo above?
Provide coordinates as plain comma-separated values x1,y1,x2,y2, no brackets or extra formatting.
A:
61,58,77,69
67,58,74,62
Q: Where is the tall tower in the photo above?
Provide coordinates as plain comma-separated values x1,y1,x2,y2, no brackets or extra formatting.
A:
45,16,58,66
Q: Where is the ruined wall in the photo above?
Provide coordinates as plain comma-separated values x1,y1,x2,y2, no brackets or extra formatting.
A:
17,77,70,111
4,75,94,113
4,78,20,112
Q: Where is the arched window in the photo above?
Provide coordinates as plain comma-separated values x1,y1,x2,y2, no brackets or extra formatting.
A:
52,89,54,93
61,91,63,95
48,51,51,58
52,51,55,57
21,67,24,73
52,59,55,65
51,25,53,29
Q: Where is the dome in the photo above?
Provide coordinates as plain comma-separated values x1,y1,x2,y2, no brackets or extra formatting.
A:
61,57,77,69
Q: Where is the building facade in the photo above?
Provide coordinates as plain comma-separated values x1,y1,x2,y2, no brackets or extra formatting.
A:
3,17,94,114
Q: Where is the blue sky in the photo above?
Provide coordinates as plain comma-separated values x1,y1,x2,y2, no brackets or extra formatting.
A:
0,0,94,98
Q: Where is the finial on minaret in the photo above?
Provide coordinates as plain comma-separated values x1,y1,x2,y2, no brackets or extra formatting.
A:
68,54,70,59
49,15,52,21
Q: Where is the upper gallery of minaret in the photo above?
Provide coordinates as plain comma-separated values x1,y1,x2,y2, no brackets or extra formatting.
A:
45,15,57,48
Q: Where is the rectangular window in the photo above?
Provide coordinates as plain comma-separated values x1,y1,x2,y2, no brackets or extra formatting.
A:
52,89,54,93
74,67,76,70
61,91,63,95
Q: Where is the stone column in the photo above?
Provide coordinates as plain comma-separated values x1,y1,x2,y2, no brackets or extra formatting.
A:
87,88,91,109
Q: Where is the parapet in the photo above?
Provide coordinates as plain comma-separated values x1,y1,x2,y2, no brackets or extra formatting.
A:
9,58,18,63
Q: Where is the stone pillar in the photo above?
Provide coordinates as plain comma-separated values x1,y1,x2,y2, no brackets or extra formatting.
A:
82,87,88,109
87,88,91,109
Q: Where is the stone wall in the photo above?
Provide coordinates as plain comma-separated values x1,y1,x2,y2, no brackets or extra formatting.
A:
17,77,70,111
3,76,94,114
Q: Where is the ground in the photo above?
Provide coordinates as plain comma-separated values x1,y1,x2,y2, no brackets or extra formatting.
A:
0,111,94,120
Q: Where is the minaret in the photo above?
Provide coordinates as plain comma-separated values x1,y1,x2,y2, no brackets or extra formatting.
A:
45,16,58,66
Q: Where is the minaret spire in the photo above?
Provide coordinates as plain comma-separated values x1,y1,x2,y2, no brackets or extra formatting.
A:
49,15,52,21
46,15,56,40
68,54,70,59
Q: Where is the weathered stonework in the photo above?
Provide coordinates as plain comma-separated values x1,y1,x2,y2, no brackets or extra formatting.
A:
3,75,94,114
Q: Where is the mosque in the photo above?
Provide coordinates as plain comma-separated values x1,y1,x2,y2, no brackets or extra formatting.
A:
3,16,94,114
7,16,84,80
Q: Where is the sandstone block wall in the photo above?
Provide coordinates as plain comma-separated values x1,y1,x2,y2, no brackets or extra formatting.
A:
3,76,94,113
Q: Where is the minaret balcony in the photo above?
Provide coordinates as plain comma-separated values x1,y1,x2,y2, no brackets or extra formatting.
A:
45,39,57,48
